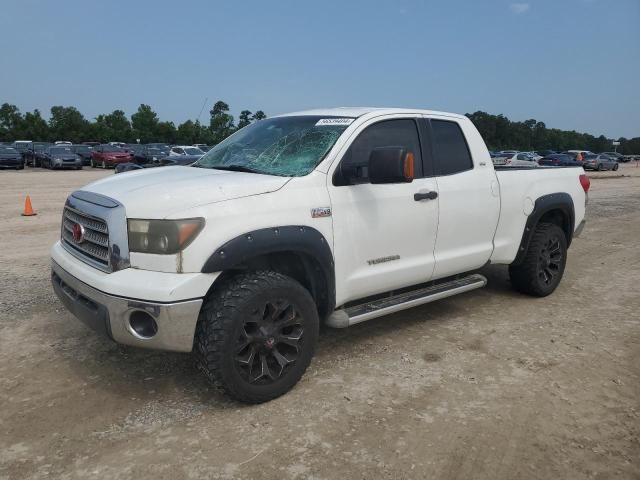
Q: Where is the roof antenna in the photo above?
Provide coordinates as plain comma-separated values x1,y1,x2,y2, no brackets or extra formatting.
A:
196,97,208,123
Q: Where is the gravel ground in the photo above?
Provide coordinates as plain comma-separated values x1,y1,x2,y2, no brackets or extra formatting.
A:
0,164,639,480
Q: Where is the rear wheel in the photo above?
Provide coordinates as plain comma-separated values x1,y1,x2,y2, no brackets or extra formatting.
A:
101,160,106,169
613,163,619,171
194,271,319,403
597,164,603,171
90,158,95,168
509,223,567,297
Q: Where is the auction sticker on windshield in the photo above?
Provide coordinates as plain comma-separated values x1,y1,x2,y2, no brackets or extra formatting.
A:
315,118,354,126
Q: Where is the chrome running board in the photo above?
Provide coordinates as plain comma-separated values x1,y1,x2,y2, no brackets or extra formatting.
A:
326,274,487,328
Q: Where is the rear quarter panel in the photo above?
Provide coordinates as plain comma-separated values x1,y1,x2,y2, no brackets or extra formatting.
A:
491,167,586,264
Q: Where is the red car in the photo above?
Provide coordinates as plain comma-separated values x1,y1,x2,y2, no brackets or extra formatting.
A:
90,145,133,168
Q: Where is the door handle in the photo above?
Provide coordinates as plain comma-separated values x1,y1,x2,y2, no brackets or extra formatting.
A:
414,191,438,201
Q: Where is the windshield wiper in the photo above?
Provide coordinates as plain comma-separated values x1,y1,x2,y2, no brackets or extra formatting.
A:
208,164,275,175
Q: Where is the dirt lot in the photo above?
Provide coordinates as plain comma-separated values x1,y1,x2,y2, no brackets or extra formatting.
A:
1,164,639,480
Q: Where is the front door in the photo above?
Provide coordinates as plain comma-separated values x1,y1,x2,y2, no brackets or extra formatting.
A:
328,116,439,307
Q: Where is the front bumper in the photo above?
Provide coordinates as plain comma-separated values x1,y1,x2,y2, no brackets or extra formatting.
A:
53,159,82,169
0,159,22,167
52,260,203,352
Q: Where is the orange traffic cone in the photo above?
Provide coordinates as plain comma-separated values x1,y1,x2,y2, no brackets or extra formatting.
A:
21,195,37,216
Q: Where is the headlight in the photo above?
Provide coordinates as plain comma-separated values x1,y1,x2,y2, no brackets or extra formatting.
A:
128,218,204,254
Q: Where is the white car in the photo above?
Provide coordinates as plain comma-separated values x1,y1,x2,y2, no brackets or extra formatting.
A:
55,141,72,145
169,145,205,157
51,107,588,403
521,151,542,161
492,152,539,167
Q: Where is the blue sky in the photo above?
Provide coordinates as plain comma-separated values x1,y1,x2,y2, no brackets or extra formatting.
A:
1,0,638,138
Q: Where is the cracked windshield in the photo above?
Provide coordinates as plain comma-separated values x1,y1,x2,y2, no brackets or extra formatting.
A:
194,116,354,176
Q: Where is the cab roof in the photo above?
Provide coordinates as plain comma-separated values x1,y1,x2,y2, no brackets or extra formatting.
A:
275,107,466,120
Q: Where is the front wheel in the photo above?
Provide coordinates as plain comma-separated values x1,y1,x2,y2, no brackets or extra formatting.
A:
101,160,106,169
613,163,619,171
90,158,95,168
194,271,319,403
509,223,567,297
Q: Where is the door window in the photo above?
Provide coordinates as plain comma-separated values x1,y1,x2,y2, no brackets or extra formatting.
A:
431,120,473,175
335,119,423,185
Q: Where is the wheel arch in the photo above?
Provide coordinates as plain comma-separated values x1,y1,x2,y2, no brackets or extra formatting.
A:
201,226,336,319
512,193,575,266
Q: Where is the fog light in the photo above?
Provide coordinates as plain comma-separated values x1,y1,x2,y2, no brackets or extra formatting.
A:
128,310,158,339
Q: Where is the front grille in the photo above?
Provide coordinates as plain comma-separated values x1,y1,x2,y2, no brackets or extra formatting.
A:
62,207,110,268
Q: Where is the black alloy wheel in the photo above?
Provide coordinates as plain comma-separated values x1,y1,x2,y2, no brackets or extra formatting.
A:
234,299,304,385
536,235,563,287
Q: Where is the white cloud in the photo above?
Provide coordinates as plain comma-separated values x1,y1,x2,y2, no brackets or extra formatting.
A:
509,3,530,14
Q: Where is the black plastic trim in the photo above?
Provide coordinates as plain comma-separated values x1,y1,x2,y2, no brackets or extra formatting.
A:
52,270,113,339
417,118,435,177
71,190,120,208
201,226,336,309
512,192,575,266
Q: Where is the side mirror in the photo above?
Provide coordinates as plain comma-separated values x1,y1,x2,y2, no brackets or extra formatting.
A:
368,147,414,184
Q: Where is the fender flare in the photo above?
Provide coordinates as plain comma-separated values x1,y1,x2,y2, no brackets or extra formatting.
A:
201,225,335,310
512,192,575,266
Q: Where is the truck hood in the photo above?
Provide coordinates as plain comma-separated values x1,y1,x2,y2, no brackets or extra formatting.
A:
82,165,290,218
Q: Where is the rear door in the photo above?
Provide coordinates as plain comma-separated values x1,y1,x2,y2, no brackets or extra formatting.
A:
424,116,500,279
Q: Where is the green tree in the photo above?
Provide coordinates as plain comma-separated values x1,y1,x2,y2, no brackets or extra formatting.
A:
156,121,177,144
0,103,23,140
48,106,89,143
209,100,235,144
195,120,215,145
532,121,547,149
237,110,253,129
252,110,267,121
90,114,114,143
131,104,159,143
619,137,640,155
22,109,49,140
105,110,132,141
176,119,198,145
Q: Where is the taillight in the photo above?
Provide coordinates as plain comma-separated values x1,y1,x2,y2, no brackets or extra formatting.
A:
506,159,512,165
579,174,590,193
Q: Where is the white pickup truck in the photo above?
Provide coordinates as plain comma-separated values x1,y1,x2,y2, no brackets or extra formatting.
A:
51,108,590,403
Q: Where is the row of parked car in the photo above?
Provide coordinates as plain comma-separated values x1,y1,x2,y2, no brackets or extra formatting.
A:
489,149,629,171
1,140,637,172
0,140,211,170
